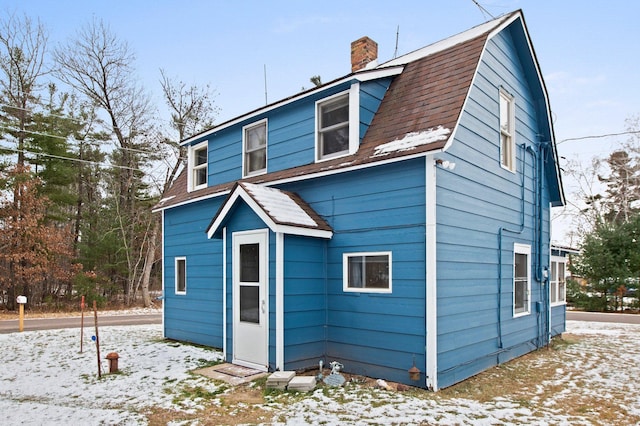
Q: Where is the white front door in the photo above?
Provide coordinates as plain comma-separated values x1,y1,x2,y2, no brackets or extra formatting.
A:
232,230,269,370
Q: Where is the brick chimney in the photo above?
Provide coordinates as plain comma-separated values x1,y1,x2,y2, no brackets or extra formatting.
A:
351,36,378,72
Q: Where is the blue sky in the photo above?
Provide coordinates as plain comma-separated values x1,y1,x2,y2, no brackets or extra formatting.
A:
4,0,640,242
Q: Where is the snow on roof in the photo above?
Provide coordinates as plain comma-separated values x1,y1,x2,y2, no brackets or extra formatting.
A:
373,126,451,157
243,182,318,227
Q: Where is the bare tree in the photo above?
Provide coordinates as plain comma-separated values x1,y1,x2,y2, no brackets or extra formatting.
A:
54,19,155,305
134,70,218,307
0,12,49,167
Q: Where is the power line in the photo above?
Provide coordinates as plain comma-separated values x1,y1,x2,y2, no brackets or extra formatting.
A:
0,125,164,156
558,131,640,144
0,145,144,172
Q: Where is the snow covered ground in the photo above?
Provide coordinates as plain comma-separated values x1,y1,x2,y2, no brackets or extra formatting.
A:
1,320,639,425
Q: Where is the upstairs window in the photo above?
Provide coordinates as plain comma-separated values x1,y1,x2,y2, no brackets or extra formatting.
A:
317,93,350,161
188,141,208,191
514,244,531,316
499,89,515,172
243,120,267,177
343,252,392,293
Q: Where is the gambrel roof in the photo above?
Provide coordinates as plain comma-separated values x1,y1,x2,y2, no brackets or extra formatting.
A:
154,9,563,212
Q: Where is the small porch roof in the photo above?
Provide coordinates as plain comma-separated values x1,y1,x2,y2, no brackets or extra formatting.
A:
207,182,333,239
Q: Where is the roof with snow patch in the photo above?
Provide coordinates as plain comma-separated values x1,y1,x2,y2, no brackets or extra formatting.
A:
206,182,333,239
154,11,525,212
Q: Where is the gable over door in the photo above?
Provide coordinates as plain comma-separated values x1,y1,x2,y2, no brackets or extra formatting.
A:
232,229,269,371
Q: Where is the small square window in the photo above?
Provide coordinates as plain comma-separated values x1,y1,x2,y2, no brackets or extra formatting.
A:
243,120,267,177
343,252,392,293
499,90,515,172
175,257,186,295
317,94,350,160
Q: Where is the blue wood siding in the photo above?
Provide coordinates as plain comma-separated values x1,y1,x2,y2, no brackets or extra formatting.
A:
434,26,554,388
185,79,391,188
163,198,224,347
282,235,327,370
281,159,427,385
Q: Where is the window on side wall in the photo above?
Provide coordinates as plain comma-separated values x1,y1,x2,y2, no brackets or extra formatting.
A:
317,93,350,161
513,244,531,316
175,257,186,295
188,141,208,191
343,252,392,293
499,89,515,172
550,258,567,305
243,120,267,177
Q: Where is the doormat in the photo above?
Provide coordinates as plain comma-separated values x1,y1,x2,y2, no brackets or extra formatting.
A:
215,364,263,378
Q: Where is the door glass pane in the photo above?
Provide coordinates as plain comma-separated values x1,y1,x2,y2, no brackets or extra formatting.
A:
240,243,259,282
240,285,259,323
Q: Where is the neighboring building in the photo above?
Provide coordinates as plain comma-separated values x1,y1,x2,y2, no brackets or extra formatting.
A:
154,10,564,390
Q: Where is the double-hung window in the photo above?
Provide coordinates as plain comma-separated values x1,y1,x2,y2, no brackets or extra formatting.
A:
343,252,392,293
499,89,515,172
175,257,186,295
513,244,531,316
188,141,208,191
317,93,350,160
243,120,267,177
550,258,567,305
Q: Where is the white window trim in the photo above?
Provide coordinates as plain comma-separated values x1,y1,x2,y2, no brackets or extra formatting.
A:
343,251,392,293
550,256,567,306
513,243,531,317
315,82,360,163
175,256,187,295
187,140,208,192
499,88,516,173
242,119,268,178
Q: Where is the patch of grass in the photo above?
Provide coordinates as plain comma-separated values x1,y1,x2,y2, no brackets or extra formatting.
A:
172,384,227,404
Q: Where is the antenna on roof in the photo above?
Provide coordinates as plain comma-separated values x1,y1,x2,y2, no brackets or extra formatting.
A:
264,64,268,105
393,25,400,58
471,0,495,20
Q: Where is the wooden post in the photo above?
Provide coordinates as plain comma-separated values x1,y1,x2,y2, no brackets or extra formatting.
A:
18,303,24,332
16,296,27,332
93,301,101,378
80,296,85,353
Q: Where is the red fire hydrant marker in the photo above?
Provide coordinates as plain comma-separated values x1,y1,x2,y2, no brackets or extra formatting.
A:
106,352,120,373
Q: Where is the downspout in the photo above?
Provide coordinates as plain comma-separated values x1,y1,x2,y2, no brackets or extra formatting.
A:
537,142,551,346
497,144,529,349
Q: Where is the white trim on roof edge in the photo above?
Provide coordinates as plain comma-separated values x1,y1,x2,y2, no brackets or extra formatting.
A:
152,146,448,213
181,66,403,147
206,185,333,239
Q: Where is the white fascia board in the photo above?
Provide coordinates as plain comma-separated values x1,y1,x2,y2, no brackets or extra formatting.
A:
153,189,230,213
181,67,403,147
207,187,332,239
156,148,447,214
273,224,332,239
207,187,278,239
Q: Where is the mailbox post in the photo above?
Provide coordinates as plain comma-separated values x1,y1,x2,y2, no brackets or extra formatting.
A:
16,296,27,332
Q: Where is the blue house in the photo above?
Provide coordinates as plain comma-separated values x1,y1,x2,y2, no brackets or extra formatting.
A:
154,10,565,390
